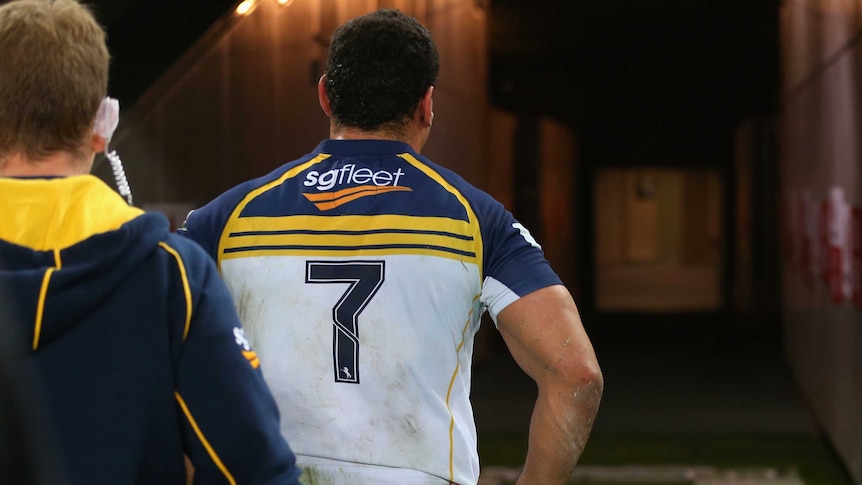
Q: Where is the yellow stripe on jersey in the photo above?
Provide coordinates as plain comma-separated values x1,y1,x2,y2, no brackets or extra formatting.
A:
175,392,236,485
226,214,473,235
159,242,193,342
446,294,481,481
226,231,474,250
221,214,479,262
224,230,475,256
32,249,62,351
398,153,484,279
217,154,331,270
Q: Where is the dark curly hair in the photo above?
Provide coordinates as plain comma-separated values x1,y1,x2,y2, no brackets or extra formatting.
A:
324,9,439,132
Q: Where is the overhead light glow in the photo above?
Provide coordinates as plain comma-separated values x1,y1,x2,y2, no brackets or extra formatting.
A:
235,0,257,15
277,0,293,5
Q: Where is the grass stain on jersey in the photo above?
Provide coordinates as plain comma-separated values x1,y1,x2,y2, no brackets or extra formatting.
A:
299,468,335,485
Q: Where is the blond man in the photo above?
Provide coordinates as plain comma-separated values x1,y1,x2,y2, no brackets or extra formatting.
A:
0,1,301,483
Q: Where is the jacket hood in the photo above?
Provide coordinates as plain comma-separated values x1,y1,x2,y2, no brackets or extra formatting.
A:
0,175,167,349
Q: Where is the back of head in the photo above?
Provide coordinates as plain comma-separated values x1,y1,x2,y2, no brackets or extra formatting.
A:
0,0,109,162
324,9,439,133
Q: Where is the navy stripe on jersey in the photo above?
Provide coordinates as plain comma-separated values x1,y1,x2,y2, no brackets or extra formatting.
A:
223,243,476,257
228,228,474,240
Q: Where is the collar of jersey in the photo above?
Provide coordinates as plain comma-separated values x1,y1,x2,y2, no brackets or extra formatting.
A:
315,139,418,157
0,174,143,251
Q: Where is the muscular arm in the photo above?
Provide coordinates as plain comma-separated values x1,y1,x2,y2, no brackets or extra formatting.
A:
496,284,603,485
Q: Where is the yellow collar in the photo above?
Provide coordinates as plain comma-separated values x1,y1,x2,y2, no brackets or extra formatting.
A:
0,175,144,251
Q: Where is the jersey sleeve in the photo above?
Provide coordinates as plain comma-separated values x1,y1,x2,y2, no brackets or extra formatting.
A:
169,237,301,484
475,193,563,324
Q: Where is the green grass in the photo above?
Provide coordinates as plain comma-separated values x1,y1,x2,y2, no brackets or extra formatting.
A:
478,433,853,485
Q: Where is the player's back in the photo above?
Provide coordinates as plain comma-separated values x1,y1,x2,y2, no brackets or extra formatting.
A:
186,139,500,484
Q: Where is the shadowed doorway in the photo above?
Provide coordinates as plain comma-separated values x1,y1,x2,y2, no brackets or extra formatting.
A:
593,167,724,312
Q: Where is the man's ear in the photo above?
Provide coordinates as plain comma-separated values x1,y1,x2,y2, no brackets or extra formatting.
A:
318,75,332,118
90,134,107,154
419,86,434,127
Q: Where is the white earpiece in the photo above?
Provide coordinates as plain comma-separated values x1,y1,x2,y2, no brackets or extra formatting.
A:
93,97,132,205
93,97,120,144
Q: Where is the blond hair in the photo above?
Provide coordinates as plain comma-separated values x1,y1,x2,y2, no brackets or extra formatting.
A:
0,0,109,161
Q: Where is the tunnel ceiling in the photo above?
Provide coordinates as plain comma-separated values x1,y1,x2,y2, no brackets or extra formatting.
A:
89,0,778,120
89,0,237,105
81,0,779,163
490,0,781,131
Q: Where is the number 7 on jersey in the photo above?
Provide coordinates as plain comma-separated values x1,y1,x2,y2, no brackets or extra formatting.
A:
305,261,385,384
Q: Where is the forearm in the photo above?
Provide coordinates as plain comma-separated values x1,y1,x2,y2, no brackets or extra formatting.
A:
494,285,603,485
517,377,603,485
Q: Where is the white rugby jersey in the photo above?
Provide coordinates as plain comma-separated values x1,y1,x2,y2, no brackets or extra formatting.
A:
183,140,562,485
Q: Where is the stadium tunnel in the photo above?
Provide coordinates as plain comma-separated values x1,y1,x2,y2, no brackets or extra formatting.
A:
15,0,860,482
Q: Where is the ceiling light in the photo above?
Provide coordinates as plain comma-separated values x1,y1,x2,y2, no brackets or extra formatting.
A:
235,0,258,16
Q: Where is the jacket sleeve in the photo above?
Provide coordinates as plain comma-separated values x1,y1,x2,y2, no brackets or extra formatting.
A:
169,238,301,485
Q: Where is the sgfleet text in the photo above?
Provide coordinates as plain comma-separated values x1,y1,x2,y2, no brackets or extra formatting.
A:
304,165,406,191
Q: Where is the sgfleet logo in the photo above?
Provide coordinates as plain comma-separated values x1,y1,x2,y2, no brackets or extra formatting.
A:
233,327,260,369
302,164,412,211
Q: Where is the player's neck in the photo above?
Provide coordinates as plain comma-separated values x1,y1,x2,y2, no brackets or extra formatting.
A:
330,123,428,154
0,151,93,177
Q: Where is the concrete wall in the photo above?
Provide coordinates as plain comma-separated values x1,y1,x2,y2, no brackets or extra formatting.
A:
780,1,862,482
98,0,489,221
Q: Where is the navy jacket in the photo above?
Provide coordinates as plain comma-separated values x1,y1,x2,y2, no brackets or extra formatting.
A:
0,175,301,484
